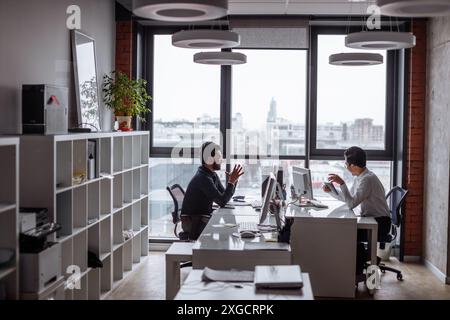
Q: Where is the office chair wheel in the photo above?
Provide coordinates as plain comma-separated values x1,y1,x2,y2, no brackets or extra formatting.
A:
397,273,403,281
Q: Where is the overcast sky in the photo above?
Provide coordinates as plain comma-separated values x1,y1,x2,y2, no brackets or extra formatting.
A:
153,34,386,129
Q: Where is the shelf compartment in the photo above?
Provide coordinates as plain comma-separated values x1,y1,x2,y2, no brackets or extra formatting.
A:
123,241,132,272
0,145,16,204
100,217,112,255
0,209,16,253
141,198,148,227
56,141,72,189
73,140,87,184
99,137,112,175
140,166,149,196
73,230,88,273
73,274,88,300
141,227,149,257
123,207,132,232
73,185,87,229
87,268,100,300
87,181,100,223
0,270,18,300
132,202,141,232
132,233,141,264
88,222,100,258
100,179,112,216
132,169,141,200
113,247,123,282
123,171,132,204
113,137,123,173
56,191,72,238
100,255,112,294
140,134,149,165
113,210,123,246
87,139,100,180
113,174,123,209
123,136,133,170
132,136,141,167
60,238,73,281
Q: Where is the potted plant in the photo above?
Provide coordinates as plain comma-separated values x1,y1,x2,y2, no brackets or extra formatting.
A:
103,71,151,131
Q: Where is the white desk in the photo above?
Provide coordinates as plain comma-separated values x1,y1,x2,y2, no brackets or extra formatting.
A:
175,270,313,300
285,200,378,265
192,206,291,270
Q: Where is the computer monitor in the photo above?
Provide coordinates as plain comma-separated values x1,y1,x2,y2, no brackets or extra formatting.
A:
292,167,314,200
260,173,277,224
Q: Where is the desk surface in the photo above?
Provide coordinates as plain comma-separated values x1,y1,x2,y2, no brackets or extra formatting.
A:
175,270,313,300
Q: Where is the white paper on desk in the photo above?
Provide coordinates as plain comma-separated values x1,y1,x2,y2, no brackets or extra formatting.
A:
244,242,290,251
201,267,254,282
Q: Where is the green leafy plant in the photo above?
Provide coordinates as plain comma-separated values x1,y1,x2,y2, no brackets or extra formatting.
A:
103,71,151,119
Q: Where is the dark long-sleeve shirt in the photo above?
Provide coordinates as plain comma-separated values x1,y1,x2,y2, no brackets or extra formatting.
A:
181,166,236,216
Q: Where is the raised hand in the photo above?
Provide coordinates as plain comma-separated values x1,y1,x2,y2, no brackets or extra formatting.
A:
226,164,245,185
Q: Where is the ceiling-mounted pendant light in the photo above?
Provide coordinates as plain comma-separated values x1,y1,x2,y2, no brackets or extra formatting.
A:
377,0,450,17
172,30,240,49
346,31,416,50
132,0,228,22
329,53,384,66
194,52,247,65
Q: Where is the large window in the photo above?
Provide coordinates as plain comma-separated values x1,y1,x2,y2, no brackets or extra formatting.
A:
231,49,308,157
144,26,401,240
152,35,221,149
315,34,387,151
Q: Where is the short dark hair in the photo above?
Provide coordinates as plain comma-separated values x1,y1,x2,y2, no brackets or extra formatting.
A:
201,141,220,166
344,146,367,168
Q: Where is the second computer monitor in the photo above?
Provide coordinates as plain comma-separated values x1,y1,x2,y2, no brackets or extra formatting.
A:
292,167,314,200
260,173,277,224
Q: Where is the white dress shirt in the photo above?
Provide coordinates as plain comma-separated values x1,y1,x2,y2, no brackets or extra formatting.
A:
329,168,391,218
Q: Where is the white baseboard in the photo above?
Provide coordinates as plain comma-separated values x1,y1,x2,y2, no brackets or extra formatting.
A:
424,259,447,284
403,255,421,262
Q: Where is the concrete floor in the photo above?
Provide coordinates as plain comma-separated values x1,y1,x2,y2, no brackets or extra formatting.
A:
107,251,450,300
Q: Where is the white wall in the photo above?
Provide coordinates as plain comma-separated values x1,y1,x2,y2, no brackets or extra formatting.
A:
0,0,116,133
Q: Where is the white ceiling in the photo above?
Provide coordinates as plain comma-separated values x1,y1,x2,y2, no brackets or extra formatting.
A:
117,0,377,16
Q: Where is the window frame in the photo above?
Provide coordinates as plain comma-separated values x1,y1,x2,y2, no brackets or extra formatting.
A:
309,26,398,161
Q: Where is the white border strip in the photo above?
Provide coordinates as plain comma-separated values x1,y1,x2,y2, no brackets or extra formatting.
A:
424,259,447,284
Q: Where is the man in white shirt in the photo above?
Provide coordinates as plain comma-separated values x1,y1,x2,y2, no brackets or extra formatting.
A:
323,146,392,242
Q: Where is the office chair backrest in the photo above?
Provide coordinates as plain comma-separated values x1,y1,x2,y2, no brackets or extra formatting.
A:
166,184,185,225
385,186,408,228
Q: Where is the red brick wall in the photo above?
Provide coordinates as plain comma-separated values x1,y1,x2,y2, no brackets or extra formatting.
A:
404,20,427,257
116,21,133,78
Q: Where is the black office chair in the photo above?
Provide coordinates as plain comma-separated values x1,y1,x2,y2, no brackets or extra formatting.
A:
377,186,409,280
167,184,189,241
166,184,192,268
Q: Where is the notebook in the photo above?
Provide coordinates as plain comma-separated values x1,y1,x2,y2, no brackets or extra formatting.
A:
254,265,303,289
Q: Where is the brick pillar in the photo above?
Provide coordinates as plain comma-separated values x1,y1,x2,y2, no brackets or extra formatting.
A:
116,21,133,78
404,20,427,257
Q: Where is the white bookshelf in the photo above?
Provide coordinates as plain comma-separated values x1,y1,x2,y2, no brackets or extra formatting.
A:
20,132,149,300
0,137,19,300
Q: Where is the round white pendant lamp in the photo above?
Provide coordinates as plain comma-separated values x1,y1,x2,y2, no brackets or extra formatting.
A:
329,53,384,66
194,52,247,65
345,31,416,50
172,30,240,49
133,0,228,22
377,0,450,17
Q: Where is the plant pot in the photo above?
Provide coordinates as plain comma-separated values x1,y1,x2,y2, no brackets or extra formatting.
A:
116,116,133,131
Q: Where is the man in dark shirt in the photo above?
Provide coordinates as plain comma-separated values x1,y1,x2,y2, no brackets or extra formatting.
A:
181,141,244,240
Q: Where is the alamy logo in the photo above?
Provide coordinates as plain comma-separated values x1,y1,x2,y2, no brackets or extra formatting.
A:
366,5,381,30
66,265,82,290
66,5,81,30
366,265,382,290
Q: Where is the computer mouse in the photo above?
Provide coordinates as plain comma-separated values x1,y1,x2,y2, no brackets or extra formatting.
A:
240,231,256,239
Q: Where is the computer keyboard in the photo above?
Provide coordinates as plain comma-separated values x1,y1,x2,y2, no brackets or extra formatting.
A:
251,200,262,209
238,222,259,232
